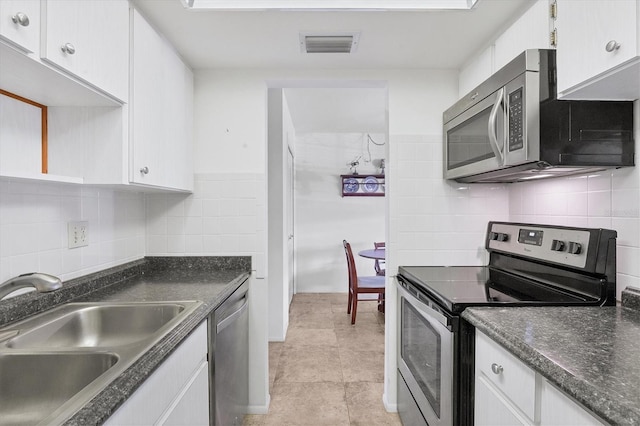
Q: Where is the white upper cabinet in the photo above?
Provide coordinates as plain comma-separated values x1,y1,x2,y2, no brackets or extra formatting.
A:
493,0,551,71
130,9,194,192
41,0,129,103
458,0,552,98
0,0,40,53
555,0,640,100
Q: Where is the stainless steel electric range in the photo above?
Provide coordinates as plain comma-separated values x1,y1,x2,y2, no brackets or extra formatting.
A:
396,221,617,426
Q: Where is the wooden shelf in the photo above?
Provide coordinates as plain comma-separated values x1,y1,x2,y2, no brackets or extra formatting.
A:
340,174,385,197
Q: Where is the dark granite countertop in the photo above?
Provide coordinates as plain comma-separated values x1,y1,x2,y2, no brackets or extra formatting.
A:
463,288,640,426
0,256,251,425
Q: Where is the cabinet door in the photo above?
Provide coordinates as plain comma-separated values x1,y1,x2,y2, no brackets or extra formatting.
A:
160,361,210,426
131,9,193,191
0,0,39,53
105,322,208,425
0,92,43,178
41,0,129,102
555,0,638,95
540,379,603,426
475,375,529,426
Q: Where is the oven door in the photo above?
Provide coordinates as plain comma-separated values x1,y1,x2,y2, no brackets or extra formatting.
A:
397,281,454,426
443,87,506,181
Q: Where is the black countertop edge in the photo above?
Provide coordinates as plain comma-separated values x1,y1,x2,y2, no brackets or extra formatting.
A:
143,255,252,273
462,308,636,426
65,272,250,426
0,260,146,327
0,256,252,328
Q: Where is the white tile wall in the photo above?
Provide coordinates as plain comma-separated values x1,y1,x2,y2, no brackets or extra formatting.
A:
145,173,265,276
389,134,510,271
294,133,386,293
0,178,145,289
509,166,640,300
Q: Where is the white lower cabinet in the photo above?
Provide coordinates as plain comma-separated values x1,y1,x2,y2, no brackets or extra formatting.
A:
106,321,209,426
539,378,603,426
160,362,210,426
475,330,604,426
475,375,528,426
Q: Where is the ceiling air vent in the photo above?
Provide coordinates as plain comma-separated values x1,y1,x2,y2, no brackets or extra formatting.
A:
299,32,360,54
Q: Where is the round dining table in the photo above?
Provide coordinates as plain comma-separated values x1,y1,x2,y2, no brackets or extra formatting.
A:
358,248,385,260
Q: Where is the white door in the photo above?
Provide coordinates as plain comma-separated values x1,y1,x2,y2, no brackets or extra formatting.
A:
287,145,295,304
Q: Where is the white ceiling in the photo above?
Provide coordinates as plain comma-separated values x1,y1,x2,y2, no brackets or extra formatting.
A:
131,0,530,133
132,0,531,70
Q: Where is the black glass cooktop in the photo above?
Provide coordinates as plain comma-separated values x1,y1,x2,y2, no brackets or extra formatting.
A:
398,265,601,314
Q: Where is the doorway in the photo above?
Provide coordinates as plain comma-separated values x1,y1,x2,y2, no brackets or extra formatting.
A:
267,82,389,340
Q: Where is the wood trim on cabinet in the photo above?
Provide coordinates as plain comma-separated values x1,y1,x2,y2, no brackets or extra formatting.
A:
0,89,49,174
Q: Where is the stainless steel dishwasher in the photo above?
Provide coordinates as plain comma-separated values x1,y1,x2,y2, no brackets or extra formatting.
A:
210,278,249,426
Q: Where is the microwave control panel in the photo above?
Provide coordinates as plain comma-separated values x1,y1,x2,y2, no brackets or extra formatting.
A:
508,87,524,152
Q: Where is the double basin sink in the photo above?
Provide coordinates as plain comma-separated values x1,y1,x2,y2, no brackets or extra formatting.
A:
0,300,202,425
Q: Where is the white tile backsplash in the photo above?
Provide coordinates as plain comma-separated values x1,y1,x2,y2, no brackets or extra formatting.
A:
390,134,509,269
145,173,264,276
509,163,640,301
0,179,145,287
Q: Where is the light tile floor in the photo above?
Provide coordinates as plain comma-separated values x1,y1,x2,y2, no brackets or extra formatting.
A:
244,293,402,426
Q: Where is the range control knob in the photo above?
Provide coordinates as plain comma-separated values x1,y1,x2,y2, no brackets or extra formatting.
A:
551,239,566,252
489,232,499,241
497,233,509,242
567,242,582,255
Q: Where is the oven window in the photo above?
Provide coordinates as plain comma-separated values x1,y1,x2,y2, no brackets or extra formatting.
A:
401,300,442,417
447,105,496,170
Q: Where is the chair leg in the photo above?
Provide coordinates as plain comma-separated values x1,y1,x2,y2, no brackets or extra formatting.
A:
351,298,358,324
347,291,352,314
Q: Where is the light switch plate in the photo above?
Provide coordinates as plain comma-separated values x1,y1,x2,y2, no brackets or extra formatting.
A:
68,221,88,248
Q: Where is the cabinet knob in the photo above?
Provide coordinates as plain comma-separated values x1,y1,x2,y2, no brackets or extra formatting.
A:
11,12,30,27
491,363,504,375
60,43,76,55
605,40,621,52
140,166,149,175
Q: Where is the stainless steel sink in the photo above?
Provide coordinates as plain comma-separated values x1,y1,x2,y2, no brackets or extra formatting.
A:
0,352,118,426
0,300,202,425
5,302,188,349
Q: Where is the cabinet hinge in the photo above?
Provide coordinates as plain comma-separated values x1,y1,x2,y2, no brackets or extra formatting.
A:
550,0,557,19
550,28,557,47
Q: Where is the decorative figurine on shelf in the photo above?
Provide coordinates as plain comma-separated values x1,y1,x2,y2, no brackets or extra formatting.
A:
348,156,361,175
373,158,385,175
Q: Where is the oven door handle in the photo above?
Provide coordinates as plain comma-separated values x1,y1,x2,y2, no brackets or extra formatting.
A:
397,277,453,331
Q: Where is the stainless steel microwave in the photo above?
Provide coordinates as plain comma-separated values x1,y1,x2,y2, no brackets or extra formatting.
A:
443,49,634,183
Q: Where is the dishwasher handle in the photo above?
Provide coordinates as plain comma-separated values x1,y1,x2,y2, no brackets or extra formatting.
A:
216,294,248,334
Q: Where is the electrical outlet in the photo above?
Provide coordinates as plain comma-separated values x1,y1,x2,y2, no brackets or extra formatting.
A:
68,221,88,248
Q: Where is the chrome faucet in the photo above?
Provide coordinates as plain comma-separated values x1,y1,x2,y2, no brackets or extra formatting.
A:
0,273,63,300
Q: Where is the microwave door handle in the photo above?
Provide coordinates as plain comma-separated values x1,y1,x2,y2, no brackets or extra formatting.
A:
487,88,505,165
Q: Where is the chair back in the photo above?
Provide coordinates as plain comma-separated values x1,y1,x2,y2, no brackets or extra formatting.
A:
343,240,359,292
373,242,385,275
